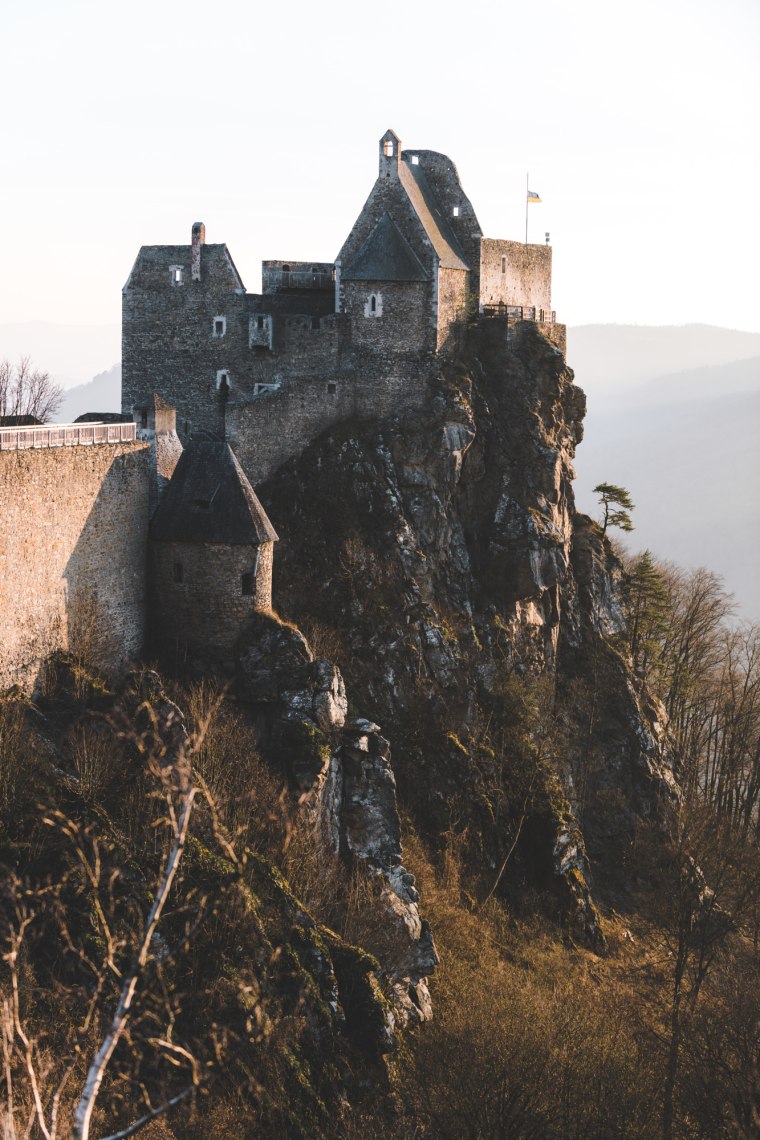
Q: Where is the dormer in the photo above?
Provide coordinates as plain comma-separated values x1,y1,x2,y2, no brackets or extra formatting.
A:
379,129,400,180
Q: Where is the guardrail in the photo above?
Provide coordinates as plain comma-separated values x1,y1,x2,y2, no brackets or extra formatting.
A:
0,422,137,451
481,304,557,324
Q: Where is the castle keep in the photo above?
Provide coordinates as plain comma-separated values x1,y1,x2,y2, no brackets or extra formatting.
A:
123,130,565,484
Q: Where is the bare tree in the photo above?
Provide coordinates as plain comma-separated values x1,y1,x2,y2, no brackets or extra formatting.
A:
0,357,63,424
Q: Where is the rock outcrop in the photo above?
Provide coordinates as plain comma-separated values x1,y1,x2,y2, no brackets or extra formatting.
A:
255,318,676,953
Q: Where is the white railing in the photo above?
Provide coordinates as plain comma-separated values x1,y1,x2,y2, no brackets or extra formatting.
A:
0,422,137,451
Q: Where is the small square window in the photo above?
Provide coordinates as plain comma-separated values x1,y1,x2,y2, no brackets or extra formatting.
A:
411,155,419,165
173,563,183,583
327,382,337,394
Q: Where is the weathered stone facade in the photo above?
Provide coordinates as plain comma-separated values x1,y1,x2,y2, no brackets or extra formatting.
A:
149,440,278,673
0,438,150,692
479,238,553,315
122,130,566,485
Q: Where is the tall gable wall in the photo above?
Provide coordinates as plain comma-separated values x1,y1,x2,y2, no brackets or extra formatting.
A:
0,441,150,692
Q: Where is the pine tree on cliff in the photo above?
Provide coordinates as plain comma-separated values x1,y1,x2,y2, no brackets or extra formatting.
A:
593,482,635,536
624,549,670,680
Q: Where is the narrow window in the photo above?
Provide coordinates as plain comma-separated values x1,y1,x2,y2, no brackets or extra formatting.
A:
241,572,254,596
213,317,226,337
257,315,265,329
171,266,184,285
383,139,394,156
501,256,507,274
370,295,377,313
139,409,148,429
452,206,460,217
311,316,320,330
173,563,183,583
216,370,230,391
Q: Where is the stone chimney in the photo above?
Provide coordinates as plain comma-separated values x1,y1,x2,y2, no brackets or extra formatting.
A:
191,222,205,281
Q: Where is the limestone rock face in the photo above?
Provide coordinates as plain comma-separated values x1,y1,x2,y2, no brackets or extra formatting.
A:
252,319,678,955
237,611,437,1025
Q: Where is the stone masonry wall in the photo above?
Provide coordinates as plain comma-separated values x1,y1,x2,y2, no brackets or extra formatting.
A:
0,441,150,692
150,540,274,672
123,245,249,443
229,353,433,484
341,281,433,354
436,267,469,350
480,239,552,314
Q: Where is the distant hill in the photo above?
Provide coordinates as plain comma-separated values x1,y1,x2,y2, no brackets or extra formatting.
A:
567,324,760,392
0,322,120,389
55,364,121,423
569,324,760,621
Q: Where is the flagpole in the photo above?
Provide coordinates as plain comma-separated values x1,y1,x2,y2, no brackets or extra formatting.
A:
525,172,529,245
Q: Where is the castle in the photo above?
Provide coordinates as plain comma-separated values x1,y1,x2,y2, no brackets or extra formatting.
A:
123,130,564,483
0,131,564,692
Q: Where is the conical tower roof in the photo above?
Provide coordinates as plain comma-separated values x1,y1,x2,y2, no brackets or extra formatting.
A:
150,440,278,545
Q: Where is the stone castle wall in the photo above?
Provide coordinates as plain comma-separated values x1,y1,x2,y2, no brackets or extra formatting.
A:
150,539,274,672
436,267,469,349
229,352,433,484
0,441,150,692
480,239,552,314
341,280,433,354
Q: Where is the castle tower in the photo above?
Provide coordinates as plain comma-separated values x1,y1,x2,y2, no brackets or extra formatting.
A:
149,440,278,672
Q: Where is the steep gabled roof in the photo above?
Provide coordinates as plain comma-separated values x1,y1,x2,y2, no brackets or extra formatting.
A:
342,214,429,282
151,440,278,545
123,244,245,292
399,161,469,272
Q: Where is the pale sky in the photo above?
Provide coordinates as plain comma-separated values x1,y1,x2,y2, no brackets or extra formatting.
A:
1,0,759,376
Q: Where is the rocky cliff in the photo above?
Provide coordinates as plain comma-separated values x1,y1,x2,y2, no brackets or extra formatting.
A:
250,318,678,985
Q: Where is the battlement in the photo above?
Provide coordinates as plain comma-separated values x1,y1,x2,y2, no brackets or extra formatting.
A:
0,422,137,451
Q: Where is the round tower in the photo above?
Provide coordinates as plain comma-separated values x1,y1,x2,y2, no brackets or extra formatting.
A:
149,439,278,673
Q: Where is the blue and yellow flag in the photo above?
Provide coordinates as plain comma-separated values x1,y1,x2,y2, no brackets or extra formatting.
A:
527,190,542,203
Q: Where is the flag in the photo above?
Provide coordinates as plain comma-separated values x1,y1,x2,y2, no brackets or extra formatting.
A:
527,190,542,203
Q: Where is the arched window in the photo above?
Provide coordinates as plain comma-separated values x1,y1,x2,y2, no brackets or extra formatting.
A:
370,295,377,313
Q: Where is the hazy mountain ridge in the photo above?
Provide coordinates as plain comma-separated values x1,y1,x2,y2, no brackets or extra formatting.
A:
568,323,760,389
569,324,759,620
55,363,121,423
0,321,120,389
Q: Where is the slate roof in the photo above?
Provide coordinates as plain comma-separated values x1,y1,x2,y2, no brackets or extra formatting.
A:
342,214,430,282
399,160,470,272
151,440,278,545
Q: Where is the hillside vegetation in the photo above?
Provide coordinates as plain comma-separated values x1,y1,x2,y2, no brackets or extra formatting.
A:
1,320,758,1137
